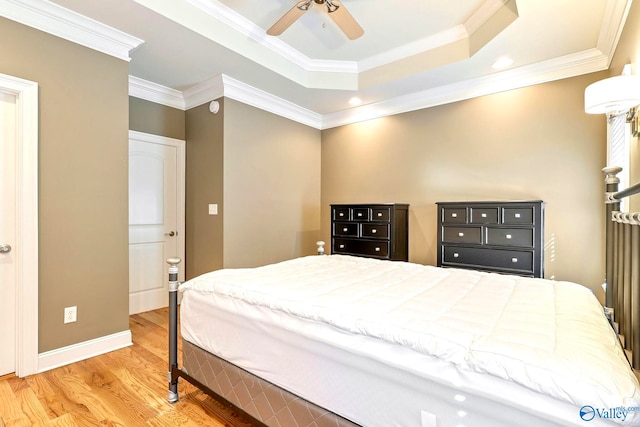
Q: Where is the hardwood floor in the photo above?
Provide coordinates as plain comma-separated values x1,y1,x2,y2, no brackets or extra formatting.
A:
0,307,258,426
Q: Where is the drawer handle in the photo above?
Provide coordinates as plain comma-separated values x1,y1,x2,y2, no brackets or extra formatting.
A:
451,213,458,218
481,213,487,218
515,213,521,218
453,253,459,258
339,213,345,217
343,227,348,232
511,257,518,263
377,212,383,217
458,232,464,237
339,244,345,249
506,234,512,239
372,229,377,233
375,247,381,252
357,213,363,217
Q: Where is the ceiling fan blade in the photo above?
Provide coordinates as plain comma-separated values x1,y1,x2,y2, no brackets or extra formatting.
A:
267,1,311,36
327,0,364,40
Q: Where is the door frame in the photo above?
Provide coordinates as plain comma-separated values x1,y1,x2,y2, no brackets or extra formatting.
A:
0,73,39,377
128,130,186,290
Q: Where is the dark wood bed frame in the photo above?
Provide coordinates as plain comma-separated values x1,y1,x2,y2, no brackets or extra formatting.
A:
165,167,640,425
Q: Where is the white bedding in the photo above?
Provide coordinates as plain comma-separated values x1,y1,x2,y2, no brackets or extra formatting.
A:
179,255,640,426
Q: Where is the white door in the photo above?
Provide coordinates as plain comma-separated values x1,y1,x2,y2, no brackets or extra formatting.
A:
129,132,185,315
0,91,17,376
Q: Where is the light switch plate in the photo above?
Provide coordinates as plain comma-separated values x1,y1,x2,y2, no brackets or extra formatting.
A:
208,204,218,215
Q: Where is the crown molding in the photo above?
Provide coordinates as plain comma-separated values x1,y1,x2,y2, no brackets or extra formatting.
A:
129,76,185,109
131,74,322,128
130,47,608,131
182,76,224,110
221,75,323,128
180,74,322,128
321,48,610,129
0,0,143,61
596,0,633,66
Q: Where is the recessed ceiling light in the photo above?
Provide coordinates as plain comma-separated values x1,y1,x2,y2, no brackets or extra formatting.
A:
492,57,513,69
349,97,362,106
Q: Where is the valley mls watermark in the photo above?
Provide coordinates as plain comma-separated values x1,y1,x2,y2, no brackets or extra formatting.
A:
580,405,640,422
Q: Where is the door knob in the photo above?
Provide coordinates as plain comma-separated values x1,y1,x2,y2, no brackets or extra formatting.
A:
0,244,12,253
165,231,176,237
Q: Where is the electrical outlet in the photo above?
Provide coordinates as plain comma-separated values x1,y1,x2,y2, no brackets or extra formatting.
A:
64,306,77,324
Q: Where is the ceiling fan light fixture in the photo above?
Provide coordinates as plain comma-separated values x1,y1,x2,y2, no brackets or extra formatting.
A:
324,0,340,13
266,1,311,35
298,0,313,11
267,0,363,40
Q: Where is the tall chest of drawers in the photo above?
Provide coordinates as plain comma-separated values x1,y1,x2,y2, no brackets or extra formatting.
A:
331,203,409,261
436,201,544,277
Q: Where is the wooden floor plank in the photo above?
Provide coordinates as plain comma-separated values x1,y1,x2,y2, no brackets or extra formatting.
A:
12,386,50,426
0,380,22,422
0,308,259,427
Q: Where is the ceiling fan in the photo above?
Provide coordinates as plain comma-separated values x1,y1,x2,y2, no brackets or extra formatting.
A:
267,0,364,40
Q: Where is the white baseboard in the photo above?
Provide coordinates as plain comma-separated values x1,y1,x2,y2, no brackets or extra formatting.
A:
37,330,132,373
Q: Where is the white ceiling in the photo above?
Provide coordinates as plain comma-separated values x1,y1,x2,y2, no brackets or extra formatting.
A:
4,0,632,128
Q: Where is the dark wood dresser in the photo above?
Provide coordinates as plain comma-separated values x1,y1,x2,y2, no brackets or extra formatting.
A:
331,203,409,261
436,201,544,277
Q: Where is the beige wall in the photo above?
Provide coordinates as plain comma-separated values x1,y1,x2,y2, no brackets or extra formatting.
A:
143,96,320,277
182,98,321,275
184,99,225,278
129,97,186,140
0,18,129,352
322,73,608,296
223,99,322,267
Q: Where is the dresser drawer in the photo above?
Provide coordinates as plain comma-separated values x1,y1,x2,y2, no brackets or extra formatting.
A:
361,223,389,239
485,228,534,247
333,222,358,237
333,238,389,258
333,207,350,221
470,207,499,224
442,246,533,273
503,207,534,224
442,208,467,223
371,207,391,222
442,226,482,244
352,207,370,221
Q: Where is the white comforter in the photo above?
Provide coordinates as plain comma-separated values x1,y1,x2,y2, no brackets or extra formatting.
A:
180,255,640,423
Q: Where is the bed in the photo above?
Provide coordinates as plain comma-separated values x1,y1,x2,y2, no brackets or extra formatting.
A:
166,168,640,427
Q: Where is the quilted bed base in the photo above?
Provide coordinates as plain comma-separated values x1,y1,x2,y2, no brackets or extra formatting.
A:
182,339,360,427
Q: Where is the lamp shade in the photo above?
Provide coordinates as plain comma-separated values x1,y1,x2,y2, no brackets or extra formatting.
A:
584,75,640,115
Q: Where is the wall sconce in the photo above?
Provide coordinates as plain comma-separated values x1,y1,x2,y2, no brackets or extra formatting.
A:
584,65,640,118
